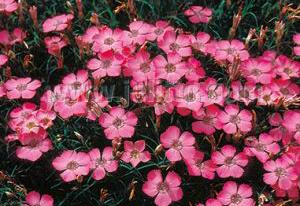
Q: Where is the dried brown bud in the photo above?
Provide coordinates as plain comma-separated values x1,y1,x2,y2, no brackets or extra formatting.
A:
154,144,163,156
275,21,285,51
90,12,100,26
228,3,243,39
29,6,38,29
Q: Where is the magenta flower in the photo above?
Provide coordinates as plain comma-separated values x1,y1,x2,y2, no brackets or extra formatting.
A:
23,191,54,206
42,14,74,33
211,145,248,178
16,129,52,162
121,140,151,167
4,77,41,99
230,81,256,106
218,104,252,134
184,57,205,82
274,55,300,80
0,0,18,14
160,126,196,162
0,28,26,47
142,170,183,206
44,36,68,56
52,150,90,182
87,50,124,79
88,147,118,180
153,53,186,84
293,34,300,56
214,40,250,63
0,54,8,67
263,158,298,190
158,30,192,57
99,107,138,139
217,181,255,206
201,78,228,106
184,6,212,24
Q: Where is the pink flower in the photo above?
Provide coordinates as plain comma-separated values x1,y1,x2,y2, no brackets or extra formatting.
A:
274,55,300,79
86,91,109,121
16,129,52,162
184,57,205,82
87,50,124,79
185,150,216,179
160,126,196,162
217,181,255,206
201,78,228,106
269,79,300,99
184,6,212,24
214,40,249,63
88,147,118,180
263,158,298,190
52,150,90,182
192,105,222,135
42,14,74,33
190,32,211,54
206,199,222,206
158,30,192,57
36,110,56,129
211,145,248,178
152,86,174,116
44,36,68,56
255,85,279,106
142,170,183,206
4,77,41,99
218,104,252,134
230,81,256,106
240,58,274,84
244,133,280,163
0,83,6,97
23,191,54,206
282,110,300,143
99,107,138,139
121,140,151,167
0,54,8,67
0,28,26,47
126,21,153,45
153,53,186,83
148,20,174,42
0,0,18,14
293,34,300,56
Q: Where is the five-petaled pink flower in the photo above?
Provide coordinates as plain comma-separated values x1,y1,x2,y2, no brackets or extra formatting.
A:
214,40,250,63
211,145,248,178
16,129,52,162
160,126,196,162
0,54,8,67
99,107,138,139
88,147,118,180
218,104,252,134
142,170,183,206
0,0,18,14
121,140,151,167
217,181,255,206
52,150,90,182
23,191,54,206
4,77,41,99
184,6,212,24
42,14,74,33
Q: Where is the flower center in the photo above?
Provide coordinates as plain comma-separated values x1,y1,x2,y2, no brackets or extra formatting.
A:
104,38,114,45
280,88,289,95
164,63,176,73
263,95,271,102
255,143,265,151
170,43,180,51
185,92,196,102
113,118,124,128
16,84,27,91
96,158,106,167
154,28,163,35
72,81,82,90
101,60,112,68
157,182,169,192
224,157,235,165
208,90,217,99
226,48,235,55
239,89,249,98
131,30,139,37
231,193,242,204
26,122,37,129
28,139,39,148
283,68,292,75
251,68,261,76
172,140,183,151
229,115,240,124
202,116,213,125
140,62,151,73
130,150,140,159
296,124,300,132
275,167,286,177
65,98,77,106
66,161,79,171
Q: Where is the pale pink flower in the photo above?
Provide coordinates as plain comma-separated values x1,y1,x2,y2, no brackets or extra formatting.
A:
201,78,227,106
240,58,274,84
9,102,37,126
87,50,124,79
184,57,205,82
184,6,212,24
190,32,211,54
142,170,183,206
0,0,18,14
214,40,249,63
36,110,56,129
82,26,101,44
44,36,68,56
92,27,124,53
212,145,248,178
160,126,196,162
217,181,255,206
121,140,151,167
174,83,203,112
152,86,174,116
23,191,54,206
4,77,41,99
293,34,300,56
148,20,174,42
42,14,74,33
40,86,62,111
52,150,90,182
218,104,252,134
263,158,298,190
153,53,186,84
126,21,153,45
88,147,118,180
16,129,52,162
269,79,300,99
99,107,138,139
185,150,216,179
158,30,192,57
255,85,280,106
0,83,6,97
130,79,158,103
16,114,40,134
282,110,300,143
0,54,8,67
125,49,155,82
244,133,280,163
230,81,256,105
274,55,300,79
192,104,222,135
